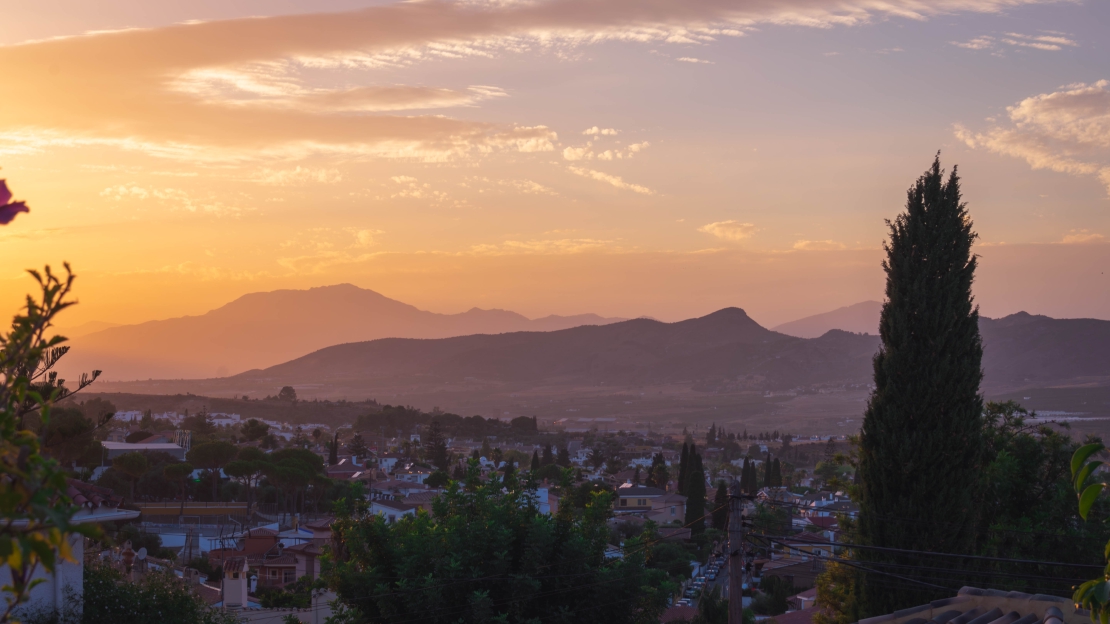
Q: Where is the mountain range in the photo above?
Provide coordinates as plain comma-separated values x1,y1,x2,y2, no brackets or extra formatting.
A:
57,284,625,381
773,301,882,338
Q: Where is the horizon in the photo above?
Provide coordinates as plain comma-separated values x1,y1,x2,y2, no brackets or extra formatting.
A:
2,0,1109,329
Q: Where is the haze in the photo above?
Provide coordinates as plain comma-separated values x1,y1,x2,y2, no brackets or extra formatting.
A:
2,0,1109,328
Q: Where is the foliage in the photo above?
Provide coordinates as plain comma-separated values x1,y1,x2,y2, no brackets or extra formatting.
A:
424,421,449,471
186,441,238,500
425,470,449,489
346,434,368,459
752,575,796,616
240,418,270,441
112,452,148,500
693,586,728,624
645,541,693,581
0,264,106,622
684,448,706,534
1070,442,1110,622
278,386,298,402
712,482,728,530
856,157,984,616
812,560,858,624
81,561,237,624
323,460,674,624
256,576,312,608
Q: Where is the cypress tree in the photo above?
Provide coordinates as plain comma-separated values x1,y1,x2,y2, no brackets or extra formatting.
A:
762,453,771,488
542,444,554,466
677,443,690,496
712,481,729,529
770,458,782,487
685,451,706,533
857,156,984,617
531,450,540,471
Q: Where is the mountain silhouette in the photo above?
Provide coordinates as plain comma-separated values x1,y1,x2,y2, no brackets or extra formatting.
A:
57,284,625,380
773,301,882,338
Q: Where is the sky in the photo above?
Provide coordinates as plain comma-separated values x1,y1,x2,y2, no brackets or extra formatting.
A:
1,0,1108,329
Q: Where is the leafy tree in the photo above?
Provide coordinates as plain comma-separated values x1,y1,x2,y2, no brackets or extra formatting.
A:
277,385,297,402
480,438,492,459
40,406,102,468
645,453,669,490
425,470,449,489
186,441,238,500
541,444,554,466
163,462,194,519
695,586,729,624
81,561,238,624
113,452,149,501
323,461,674,623
181,410,216,436
857,157,984,616
240,418,270,441
712,481,729,530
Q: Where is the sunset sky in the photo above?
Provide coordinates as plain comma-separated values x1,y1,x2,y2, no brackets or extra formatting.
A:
2,0,1108,329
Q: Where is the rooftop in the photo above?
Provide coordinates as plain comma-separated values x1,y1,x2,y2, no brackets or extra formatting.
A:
860,587,1087,624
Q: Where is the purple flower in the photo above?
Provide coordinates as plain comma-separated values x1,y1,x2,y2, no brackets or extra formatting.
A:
0,179,29,225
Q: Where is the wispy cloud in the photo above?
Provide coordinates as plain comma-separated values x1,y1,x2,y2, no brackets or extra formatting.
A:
793,239,847,251
1060,230,1106,245
676,57,713,64
698,220,755,241
950,31,1078,53
567,166,654,194
0,0,1064,162
955,80,1110,195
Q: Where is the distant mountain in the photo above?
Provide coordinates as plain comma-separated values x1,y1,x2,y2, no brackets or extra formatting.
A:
57,320,121,338
773,301,882,338
56,284,625,380
980,312,1110,388
234,307,881,389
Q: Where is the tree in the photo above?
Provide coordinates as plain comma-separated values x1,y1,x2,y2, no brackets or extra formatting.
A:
328,431,340,465
241,418,270,441
82,561,239,624
312,428,322,447
181,409,215,436
347,433,368,460
712,481,729,530
480,438,492,459
323,462,673,623
186,441,239,500
685,450,706,534
587,447,606,471
425,470,449,489
278,385,297,402
163,462,194,519
556,447,571,468
770,458,782,487
645,453,669,489
530,450,540,471
424,421,449,471
856,156,984,617
225,447,267,511
40,406,100,467
113,452,148,501
541,443,554,466
677,443,690,496
706,423,716,446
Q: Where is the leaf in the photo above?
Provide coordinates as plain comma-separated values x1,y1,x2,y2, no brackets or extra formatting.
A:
1079,483,1105,520
1077,462,1102,493
1073,444,1105,479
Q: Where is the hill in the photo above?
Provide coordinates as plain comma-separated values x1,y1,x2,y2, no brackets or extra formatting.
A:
56,284,625,381
773,301,882,338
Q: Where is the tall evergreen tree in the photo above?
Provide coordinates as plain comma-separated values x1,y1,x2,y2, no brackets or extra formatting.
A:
740,459,753,493
857,156,984,617
770,458,782,487
677,443,690,496
556,447,571,468
712,481,729,529
762,453,772,488
685,451,707,534
542,444,554,466
531,449,540,471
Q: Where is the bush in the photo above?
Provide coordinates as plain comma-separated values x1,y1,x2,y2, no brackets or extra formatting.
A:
256,576,312,608
82,562,238,624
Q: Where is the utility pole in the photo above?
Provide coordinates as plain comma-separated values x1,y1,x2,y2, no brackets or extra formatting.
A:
728,479,745,624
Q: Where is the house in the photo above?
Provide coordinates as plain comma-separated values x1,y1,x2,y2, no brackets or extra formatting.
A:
370,479,428,499
326,458,361,480
370,499,417,524
5,480,140,620
101,440,186,460
392,465,434,483
859,587,1088,624
376,453,402,473
615,485,668,512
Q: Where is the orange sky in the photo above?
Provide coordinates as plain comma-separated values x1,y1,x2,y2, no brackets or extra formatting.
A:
2,0,1108,328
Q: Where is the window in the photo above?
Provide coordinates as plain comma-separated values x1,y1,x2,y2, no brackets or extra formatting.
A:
671,506,676,516
269,569,279,579
637,498,646,506
620,499,628,507
283,569,296,583
388,514,396,523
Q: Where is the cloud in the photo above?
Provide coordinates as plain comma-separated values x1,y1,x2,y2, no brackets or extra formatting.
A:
950,32,1078,53
676,57,713,64
351,228,385,247
567,166,654,194
956,80,1110,195
252,166,343,185
793,239,847,251
1060,230,1105,244
469,238,614,255
583,127,618,136
0,0,1062,162
99,184,245,215
698,220,756,241
563,146,591,161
